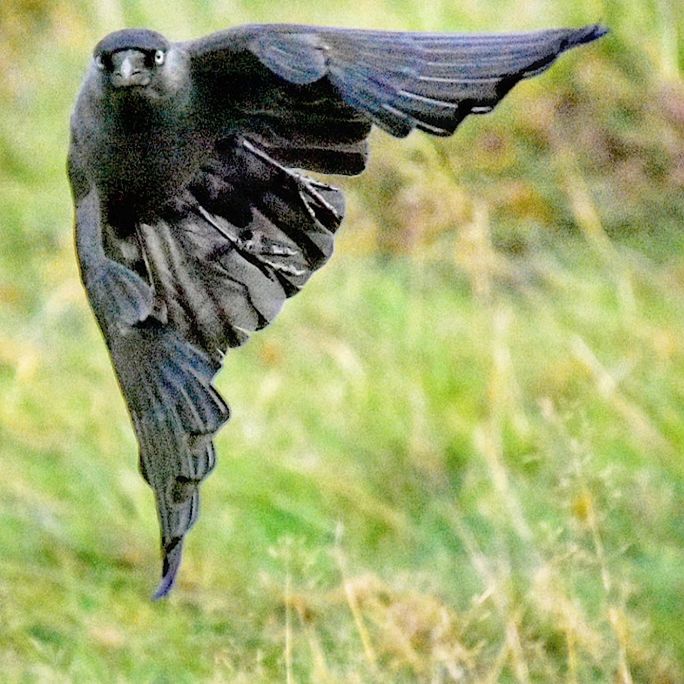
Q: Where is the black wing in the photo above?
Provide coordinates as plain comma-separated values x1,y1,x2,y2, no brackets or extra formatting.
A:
138,137,345,359
72,138,345,597
74,189,229,598
185,23,606,167
165,23,607,358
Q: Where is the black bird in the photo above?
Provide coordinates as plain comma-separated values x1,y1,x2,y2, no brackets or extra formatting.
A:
68,22,607,598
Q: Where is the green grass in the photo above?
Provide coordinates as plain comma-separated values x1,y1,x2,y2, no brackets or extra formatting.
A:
1,0,683,681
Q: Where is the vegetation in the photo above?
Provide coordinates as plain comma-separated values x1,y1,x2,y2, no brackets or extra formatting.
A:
0,0,682,680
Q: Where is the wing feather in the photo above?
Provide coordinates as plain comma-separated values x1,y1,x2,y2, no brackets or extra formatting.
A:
187,23,606,145
74,190,229,598
138,137,345,361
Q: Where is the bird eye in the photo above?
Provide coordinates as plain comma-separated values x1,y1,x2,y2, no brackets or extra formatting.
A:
95,54,105,70
154,50,165,66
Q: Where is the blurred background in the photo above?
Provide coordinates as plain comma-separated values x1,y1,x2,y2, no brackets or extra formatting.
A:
1,0,683,681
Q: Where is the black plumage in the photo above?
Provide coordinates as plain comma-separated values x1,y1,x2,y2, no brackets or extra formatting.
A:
68,22,607,598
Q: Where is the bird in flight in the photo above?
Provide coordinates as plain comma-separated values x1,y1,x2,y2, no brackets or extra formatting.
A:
68,22,606,598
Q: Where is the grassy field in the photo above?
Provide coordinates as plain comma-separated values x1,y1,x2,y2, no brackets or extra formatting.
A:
1,0,683,681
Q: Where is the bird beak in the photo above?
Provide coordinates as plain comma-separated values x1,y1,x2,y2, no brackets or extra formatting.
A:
110,49,150,88
119,55,134,81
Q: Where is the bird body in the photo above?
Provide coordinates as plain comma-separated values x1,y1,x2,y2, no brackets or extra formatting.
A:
68,22,606,598
70,39,200,218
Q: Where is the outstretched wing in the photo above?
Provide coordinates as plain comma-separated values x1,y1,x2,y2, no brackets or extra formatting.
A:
158,22,607,362
185,23,606,165
71,137,345,597
74,189,229,598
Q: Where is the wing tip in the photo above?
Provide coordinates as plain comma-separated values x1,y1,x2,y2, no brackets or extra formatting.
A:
569,23,609,48
151,537,185,601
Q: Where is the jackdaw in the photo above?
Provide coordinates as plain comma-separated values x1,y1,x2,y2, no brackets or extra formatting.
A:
68,22,607,598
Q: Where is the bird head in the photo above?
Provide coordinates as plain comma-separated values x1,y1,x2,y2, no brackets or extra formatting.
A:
92,29,175,93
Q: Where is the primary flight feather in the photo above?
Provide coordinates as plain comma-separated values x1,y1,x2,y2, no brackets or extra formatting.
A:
68,22,607,598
